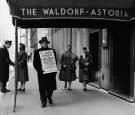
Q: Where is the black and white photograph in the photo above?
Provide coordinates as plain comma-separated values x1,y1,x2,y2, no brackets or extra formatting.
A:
0,0,135,115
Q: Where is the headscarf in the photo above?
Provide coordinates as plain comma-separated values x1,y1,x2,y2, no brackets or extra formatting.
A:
81,47,89,58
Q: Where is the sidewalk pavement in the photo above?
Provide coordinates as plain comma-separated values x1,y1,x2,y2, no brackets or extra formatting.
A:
0,67,14,104
1,63,135,115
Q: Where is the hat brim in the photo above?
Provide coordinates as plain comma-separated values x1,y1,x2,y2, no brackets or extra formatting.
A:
5,42,12,45
39,40,50,44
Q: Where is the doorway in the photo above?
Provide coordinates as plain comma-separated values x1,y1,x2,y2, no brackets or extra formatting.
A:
89,31,101,87
111,24,131,97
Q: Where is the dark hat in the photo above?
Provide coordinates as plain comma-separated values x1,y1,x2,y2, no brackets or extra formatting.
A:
83,47,87,50
19,43,25,50
39,37,50,44
5,40,12,45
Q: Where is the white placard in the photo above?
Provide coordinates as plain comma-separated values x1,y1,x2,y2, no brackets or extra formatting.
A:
39,50,57,74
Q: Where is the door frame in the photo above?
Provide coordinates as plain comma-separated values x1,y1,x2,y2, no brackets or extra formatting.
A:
89,29,102,71
109,23,134,102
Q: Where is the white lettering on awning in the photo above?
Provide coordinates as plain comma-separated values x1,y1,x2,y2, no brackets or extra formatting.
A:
21,8,129,19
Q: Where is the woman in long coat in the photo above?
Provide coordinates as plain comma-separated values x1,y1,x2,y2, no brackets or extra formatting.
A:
59,45,78,90
18,43,29,91
79,47,93,91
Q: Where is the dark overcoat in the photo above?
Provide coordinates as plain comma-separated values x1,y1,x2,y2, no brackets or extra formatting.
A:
59,52,78,81
18,50,29,82
33,47,57,92
0,46,14,82
79,52,93,83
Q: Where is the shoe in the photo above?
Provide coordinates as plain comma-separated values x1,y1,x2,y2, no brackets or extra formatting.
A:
5,89,10,92
83,88,87,92
48,98,53,104
67,88,72,91
21,88,25,92
1,89,7,93
17,88,22,91
41,104,46,108
64,83,67,89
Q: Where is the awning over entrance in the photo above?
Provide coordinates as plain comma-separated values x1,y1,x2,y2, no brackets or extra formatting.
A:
7,0,135,28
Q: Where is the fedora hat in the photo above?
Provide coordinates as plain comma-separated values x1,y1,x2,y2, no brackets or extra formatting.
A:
39,37,50,44
5,40,12,45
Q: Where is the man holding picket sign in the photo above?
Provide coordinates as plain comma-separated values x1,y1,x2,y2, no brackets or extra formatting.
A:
33,37,57,108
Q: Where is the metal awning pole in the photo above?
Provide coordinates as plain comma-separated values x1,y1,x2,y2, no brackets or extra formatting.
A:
13,18,18,112
70,28,72,51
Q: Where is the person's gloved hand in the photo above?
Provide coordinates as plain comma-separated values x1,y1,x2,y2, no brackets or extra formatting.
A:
63,65,66,68
12,62,15,67
40,69,45,73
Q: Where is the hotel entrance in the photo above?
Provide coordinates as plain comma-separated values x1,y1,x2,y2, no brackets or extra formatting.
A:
110,23,131,99
89,30,101,88
6,0,135,110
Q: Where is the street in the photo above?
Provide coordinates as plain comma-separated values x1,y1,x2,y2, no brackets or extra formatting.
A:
0,63,135,115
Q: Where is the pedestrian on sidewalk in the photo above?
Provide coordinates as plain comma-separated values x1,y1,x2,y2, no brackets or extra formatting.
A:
33,37,57,108
59,45,78,90
79,47,93,91
17,43,29,92
0,40,15,93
